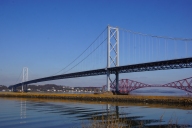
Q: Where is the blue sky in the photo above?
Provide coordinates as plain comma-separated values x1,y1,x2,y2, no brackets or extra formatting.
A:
0,0,192,88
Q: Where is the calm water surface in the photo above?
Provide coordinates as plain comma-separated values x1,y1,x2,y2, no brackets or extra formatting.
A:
0,97,192,128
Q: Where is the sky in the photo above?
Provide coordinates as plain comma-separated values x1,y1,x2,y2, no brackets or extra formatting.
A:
0,0,192,89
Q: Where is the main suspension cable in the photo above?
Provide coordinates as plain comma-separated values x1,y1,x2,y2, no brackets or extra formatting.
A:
53,27,107,75
64,37,107,73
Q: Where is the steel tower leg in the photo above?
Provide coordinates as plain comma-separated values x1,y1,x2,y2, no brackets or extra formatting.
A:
107,25,119,92
107,25,110,91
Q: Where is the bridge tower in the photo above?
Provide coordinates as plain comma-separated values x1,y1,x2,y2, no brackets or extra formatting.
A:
107,26,119,92
22,67,28,92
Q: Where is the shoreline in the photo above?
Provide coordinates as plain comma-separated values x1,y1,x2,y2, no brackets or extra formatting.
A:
0,92,192,104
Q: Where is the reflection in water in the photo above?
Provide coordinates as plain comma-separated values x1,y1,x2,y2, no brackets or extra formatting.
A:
90,105,191,128
0,98,191,128
20,100,26,124
106,104,110,110
91,104,160,127
26,100,192,128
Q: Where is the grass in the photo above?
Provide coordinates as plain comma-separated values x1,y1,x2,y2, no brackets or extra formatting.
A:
82,114,126,128
0,92,192,105
82,113,189,128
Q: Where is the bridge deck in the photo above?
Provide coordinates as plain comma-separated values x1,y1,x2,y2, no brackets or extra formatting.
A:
9,57,192,88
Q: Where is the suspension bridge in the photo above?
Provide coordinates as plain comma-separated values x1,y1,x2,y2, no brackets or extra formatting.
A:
9,25,192,93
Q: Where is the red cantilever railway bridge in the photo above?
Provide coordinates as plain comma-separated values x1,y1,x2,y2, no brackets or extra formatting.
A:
103,77,192,93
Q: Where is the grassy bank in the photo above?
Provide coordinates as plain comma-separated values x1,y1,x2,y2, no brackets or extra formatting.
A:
0,92,192,104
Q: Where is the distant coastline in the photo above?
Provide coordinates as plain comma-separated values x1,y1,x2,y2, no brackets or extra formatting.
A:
0,84,102,93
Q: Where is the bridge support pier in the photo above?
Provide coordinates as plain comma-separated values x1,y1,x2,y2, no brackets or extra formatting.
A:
115,71,119,92
21,84,28,92
107,71,110,92
12,87,17,92
24,84,28,92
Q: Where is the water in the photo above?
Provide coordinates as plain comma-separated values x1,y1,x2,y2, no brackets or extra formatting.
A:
0,97,192,128
130,89,190,96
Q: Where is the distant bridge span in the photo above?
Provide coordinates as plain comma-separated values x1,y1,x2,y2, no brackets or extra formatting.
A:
107,77,192,93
